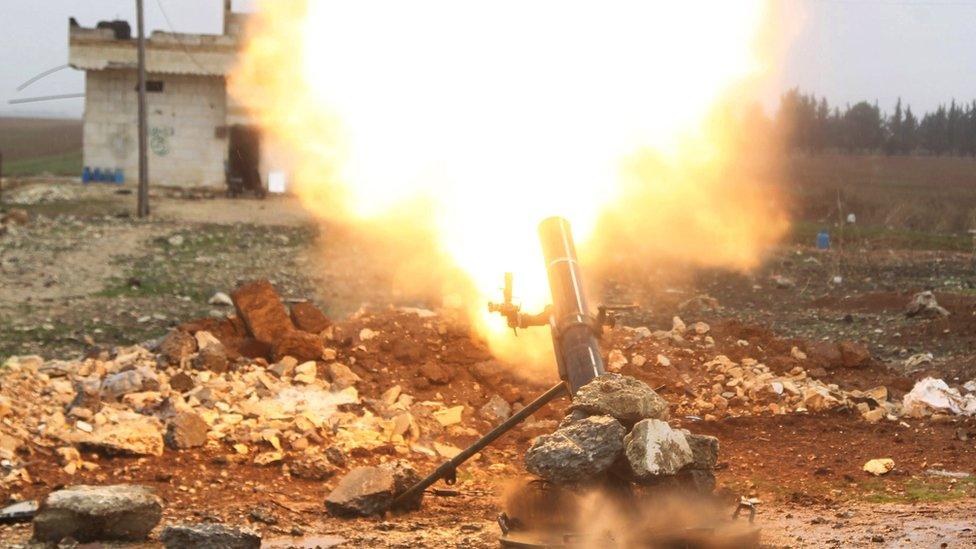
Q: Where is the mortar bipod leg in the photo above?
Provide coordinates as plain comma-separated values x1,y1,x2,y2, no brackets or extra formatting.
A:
388,381,569,511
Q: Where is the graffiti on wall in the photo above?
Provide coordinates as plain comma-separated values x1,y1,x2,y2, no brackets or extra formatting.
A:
150,126,175,156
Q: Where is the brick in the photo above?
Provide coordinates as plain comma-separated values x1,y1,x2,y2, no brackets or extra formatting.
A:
231,280,294,345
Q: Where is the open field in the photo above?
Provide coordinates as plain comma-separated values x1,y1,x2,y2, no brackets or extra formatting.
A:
0,117,82,177
2,176,976,547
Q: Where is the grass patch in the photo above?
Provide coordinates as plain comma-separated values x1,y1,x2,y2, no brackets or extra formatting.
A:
97,223,316,300
860,477,976,504
5,150,82,176
792,220,971,252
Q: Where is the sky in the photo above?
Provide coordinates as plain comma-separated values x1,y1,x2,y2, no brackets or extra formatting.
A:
1,0,975,118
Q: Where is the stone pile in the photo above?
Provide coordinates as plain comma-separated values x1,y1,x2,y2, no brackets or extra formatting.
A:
0,280,499,503
524,374,720,496
604,318,902,424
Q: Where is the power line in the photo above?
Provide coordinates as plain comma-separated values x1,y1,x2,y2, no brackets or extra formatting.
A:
16,64,71,92
8,93,85,105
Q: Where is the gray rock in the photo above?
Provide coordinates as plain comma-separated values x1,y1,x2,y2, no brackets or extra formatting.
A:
623,419,693,480
479,394,511,422
101,367,159,400
165,411,209,449
325,460,422,517
905,290,950,318
32,484,162,542
160,523,261,549
570,373,670,424
557,409,589,429
524,415,625,485
683,433,719,470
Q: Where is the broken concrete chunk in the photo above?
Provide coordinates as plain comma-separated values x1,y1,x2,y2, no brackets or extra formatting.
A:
160,523,261,549
419,362,452,385
524,415,625,485
232,280,295,345
165,411,209,449
838,341,870,368
290,301,332,334
272,330,325,363
325,460,422,517
570,373,670,425
863,458,895,476
32,484,162,542
623,419,693,480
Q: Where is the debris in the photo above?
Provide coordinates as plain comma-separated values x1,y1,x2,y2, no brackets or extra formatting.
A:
623,418,693,479
160,523,261,549
209,292,234,306
902,377,976,417
159,329,197,365
904,353,934,370
838,341,871,368
524,415,625,484
290,301,332,333
862,458,895,476
192,341,229,373
72,413,165,456
32,484,162,542
272,330,325,362
905,290,949,318
165,411,209,449
771,275,795,289
325,460,422,517
328,362,361,389
684,433,720,470
433,405,464,427
570,373,670,424
479,394,511,422
656,354,671,367
293,361,318,384
289,454,338,481
607,349,628,371
232,280,295,345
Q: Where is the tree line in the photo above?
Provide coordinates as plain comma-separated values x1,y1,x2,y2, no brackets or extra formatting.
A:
775,88,976,156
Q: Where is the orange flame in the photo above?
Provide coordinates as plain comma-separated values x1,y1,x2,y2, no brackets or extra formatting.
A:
229,1,791,375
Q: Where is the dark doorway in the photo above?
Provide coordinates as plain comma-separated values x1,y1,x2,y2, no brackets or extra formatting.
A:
226,125,264,197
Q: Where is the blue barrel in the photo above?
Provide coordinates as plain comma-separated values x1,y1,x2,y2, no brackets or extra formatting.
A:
816,230,830,250
82,166,92,184
102,168,114,182
114,168,124,184
92,167,102,182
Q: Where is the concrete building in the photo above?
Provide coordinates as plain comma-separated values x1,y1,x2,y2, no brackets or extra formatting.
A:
68,4,259,188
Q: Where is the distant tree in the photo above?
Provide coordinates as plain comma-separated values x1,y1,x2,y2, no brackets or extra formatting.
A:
885,98,904,155
902,105,919,152
843,101,884,153
920,105,949,155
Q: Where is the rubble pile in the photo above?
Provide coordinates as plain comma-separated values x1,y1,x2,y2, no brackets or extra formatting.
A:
599,317,919,423
523,373,719,497
0,279,544,532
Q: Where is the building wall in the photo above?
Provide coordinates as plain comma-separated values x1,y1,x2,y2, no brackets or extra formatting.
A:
83,70,228,187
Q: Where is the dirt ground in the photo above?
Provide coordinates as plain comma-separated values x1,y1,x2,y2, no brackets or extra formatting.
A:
2,179,976,548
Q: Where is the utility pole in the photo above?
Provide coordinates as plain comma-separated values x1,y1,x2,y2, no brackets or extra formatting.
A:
136,0,150,217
